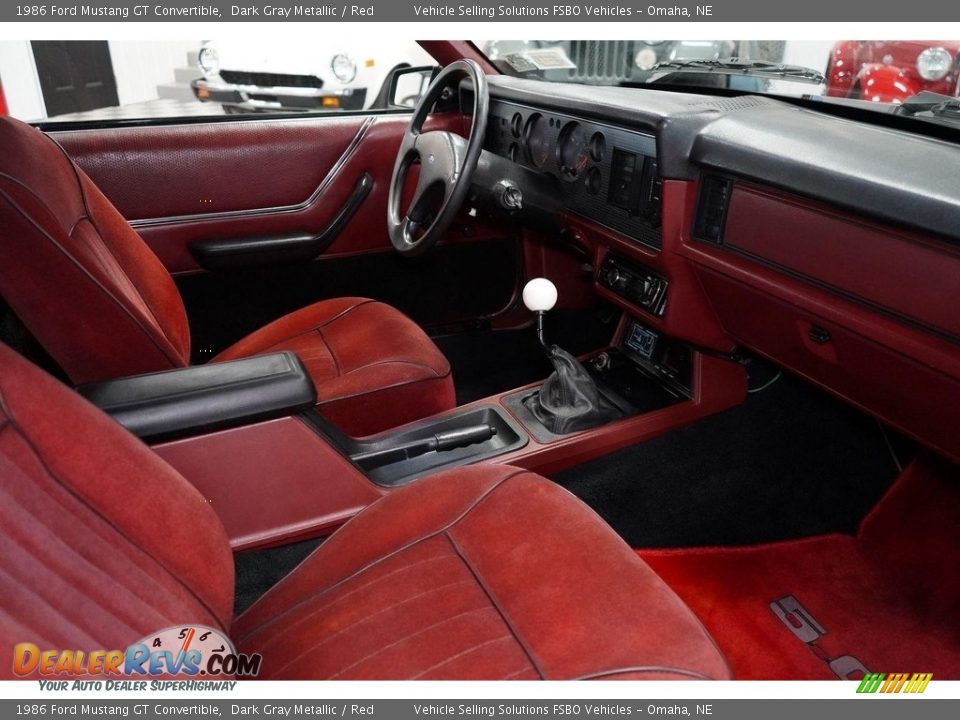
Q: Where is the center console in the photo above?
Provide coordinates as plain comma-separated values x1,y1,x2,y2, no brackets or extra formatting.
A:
84,303,743,552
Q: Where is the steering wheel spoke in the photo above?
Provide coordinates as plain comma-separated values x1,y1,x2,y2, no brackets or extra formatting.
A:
387,60,488,257
407,187,433,224
399,130,419,159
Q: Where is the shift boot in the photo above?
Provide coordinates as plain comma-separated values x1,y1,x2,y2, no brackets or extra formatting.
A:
523,345,623,435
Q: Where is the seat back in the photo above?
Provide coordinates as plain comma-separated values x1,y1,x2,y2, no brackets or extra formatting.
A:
0,342,233,678
0,117,190,384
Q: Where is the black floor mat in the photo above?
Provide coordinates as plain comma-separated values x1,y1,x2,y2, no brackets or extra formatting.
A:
233,538,322,615
552,364,910,548
434,308,616,405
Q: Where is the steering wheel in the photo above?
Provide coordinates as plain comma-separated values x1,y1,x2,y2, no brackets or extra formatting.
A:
387,59,489,257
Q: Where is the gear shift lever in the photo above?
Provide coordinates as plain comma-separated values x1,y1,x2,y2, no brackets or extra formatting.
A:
521,278,624,435
522,277,558,351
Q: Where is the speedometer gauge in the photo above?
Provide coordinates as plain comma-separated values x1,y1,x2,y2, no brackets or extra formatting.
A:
557,121,590,180
524,113,551,168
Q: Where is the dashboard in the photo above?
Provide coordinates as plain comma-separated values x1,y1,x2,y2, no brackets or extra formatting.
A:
481,75,960,464
484,100,664,250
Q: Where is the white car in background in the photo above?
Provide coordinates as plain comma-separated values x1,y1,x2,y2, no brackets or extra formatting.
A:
191,41,433,113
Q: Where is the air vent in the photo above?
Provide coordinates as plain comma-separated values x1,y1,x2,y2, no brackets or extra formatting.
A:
693,175,733,246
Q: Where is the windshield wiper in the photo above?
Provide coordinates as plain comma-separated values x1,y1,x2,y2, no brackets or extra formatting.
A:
650,59,825,84
895,91,960,121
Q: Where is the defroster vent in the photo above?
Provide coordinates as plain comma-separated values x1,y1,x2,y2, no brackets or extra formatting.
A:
693,175,733,246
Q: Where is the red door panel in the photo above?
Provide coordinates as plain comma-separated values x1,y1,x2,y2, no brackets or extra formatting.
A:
52,113,472,275
55,116,366,222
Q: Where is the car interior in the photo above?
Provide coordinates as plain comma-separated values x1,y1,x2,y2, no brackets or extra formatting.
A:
1,41,958,681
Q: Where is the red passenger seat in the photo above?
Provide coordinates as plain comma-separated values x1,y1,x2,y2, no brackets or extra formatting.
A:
0,343,730,680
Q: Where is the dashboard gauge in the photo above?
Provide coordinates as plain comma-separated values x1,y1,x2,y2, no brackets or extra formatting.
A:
508,143,520,162
524,113,551,168
589,132,606,162
585,166,602,195
511,112,523,137
557,121,590,179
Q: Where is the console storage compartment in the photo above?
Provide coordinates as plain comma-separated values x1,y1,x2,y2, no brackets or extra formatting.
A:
314,406,528,487
153,416,382,551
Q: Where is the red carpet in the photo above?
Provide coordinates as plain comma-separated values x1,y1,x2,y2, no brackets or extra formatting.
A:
638,454,960,680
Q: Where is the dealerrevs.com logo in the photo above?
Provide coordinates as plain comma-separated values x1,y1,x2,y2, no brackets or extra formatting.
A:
12,625,261,678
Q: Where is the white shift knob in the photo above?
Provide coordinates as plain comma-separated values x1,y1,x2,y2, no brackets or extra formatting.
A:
522,278,558,313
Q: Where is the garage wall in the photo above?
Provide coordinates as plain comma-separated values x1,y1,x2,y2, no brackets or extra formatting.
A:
108,40,201,106
0,40,202,120
0,41,45,120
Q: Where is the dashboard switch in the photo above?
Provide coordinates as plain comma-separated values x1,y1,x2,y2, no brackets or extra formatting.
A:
598,254,668,316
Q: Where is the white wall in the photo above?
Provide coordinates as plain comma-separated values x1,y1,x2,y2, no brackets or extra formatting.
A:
108,40,201,105
0,41,46,121
782,40,835,74
767,40,836,96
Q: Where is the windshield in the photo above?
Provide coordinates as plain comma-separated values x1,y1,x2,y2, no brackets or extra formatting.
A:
474,40,960,109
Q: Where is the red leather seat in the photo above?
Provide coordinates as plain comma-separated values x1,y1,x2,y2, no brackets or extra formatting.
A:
0,117,453,436
0,343,730,681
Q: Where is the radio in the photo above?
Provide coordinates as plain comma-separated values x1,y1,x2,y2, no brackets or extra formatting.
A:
597,254,668,316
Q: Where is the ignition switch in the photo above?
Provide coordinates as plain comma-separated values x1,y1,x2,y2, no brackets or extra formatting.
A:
494,180,523,211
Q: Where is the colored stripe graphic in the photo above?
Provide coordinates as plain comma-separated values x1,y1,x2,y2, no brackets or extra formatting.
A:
857,673,886,693
906,673,933,693
882,673,908,693
856,672,931,693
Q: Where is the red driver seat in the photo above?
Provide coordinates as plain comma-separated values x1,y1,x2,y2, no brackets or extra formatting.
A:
0,342,731,680
0,117,453,436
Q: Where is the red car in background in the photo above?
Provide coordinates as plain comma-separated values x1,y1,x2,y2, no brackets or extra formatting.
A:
0,78,8,115
827,40,960,103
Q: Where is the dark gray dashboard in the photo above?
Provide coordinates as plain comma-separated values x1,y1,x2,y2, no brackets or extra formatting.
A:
690,105,960,244
485,76,960,245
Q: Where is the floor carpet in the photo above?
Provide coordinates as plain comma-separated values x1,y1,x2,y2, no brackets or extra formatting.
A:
234,538,322,616
639,454,960,679
552,369,905,547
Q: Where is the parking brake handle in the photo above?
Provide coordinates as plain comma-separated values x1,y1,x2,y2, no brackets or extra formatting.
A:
351,424,498,471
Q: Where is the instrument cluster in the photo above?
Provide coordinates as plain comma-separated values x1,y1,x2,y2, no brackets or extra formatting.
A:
486,100,663,250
